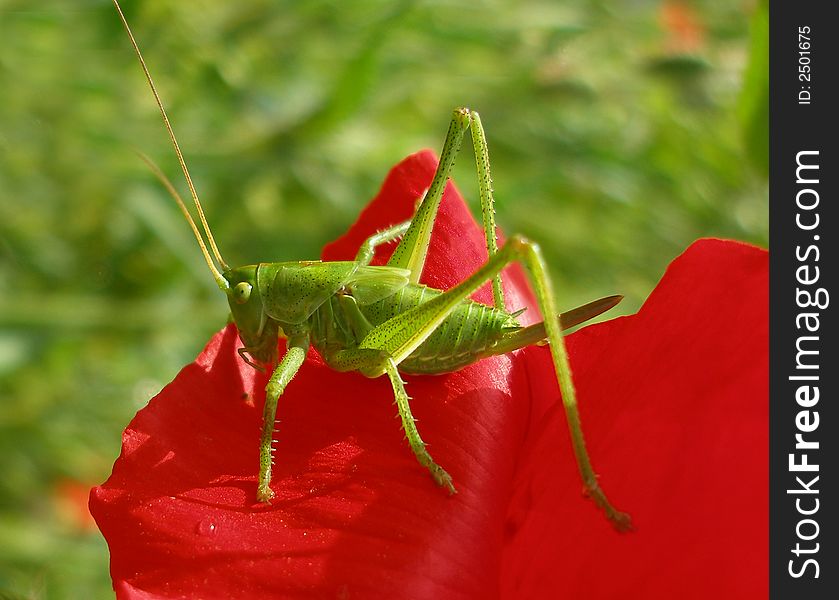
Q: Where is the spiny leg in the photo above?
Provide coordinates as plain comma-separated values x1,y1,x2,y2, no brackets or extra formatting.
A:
505,240,630,530
257,335,309,503
383,358,455,493
364,235,631,529
387,108,470,281
469,111,504,310
496,238,631,530
387,108,505,310
318,344,454,492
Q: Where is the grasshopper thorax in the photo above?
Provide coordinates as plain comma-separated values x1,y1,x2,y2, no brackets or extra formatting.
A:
255,261,359,325
224,261,362,366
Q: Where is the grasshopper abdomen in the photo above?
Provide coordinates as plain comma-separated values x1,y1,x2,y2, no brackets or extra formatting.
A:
309,283,520,376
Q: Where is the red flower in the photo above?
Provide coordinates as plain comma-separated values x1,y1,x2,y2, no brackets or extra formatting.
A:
90,151,768,598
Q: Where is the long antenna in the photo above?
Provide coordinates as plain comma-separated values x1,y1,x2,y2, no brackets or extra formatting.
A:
111,0,231,276
137,152,229,290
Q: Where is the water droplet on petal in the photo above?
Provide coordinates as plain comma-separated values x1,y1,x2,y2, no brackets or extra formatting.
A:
196,519,217,537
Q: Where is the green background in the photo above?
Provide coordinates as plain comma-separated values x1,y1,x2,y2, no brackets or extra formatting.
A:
0,0,767,596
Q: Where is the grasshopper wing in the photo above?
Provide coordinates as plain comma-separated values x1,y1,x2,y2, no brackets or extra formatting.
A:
346,266,412,305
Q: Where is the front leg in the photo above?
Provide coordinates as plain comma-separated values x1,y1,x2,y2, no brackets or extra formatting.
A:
354,219,412,266
257,333,309,503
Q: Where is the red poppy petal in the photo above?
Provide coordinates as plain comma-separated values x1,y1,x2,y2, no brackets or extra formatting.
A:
501,239,768,598
91,327,534,598
91,150,768,599
91,152,542,598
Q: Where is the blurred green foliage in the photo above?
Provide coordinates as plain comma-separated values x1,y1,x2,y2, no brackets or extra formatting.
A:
1,0,766,596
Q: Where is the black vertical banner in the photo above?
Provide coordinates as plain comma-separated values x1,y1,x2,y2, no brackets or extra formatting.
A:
770,2,837,598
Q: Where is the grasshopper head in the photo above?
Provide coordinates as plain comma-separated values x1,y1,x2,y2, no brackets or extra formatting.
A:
224,265,279,365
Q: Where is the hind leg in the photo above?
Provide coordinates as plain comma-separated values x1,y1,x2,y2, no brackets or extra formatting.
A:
387,108,505,309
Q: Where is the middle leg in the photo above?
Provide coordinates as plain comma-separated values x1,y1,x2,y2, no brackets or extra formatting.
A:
354,219,412,266
384,358,455,493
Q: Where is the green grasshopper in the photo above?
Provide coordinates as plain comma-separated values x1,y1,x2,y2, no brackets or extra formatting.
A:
112,0,630,530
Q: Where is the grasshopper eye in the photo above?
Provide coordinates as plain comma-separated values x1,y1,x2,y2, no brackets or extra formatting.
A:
233,282,252,304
